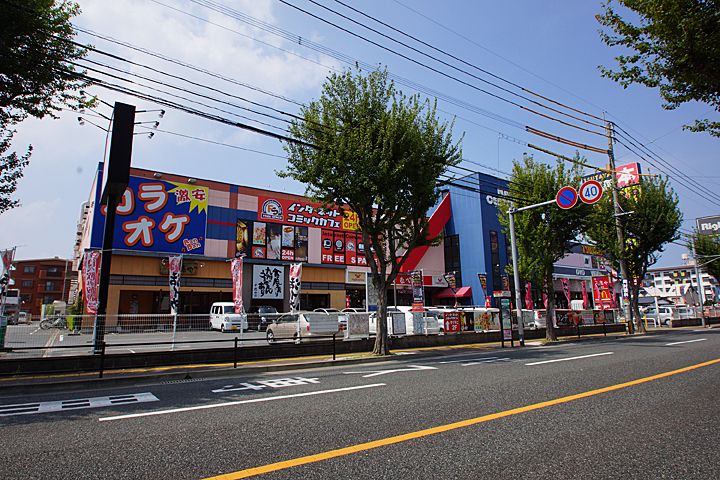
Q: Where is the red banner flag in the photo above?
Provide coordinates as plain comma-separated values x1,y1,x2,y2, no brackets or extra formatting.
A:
231,258,243,313
83,251,101,315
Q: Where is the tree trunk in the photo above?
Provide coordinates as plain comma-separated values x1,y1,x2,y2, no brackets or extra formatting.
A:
372,278,390,355
545,272,557,342
631,282,646,333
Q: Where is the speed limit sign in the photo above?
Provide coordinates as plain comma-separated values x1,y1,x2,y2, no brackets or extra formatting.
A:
579,180,603,204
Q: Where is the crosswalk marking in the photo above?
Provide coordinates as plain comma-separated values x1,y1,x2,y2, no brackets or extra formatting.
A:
0,392,159,417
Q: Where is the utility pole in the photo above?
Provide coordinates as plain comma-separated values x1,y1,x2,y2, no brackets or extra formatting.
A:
605,119,633,331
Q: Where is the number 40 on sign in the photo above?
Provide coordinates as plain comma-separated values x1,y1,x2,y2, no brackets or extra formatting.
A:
579,180,603,204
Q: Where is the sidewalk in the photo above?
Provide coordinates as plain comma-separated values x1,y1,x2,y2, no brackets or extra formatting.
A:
0,331,635,398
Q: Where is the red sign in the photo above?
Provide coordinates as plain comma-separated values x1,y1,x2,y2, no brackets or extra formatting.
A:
444,311,461,333
333,231,345,265
615,162,640,188
257,196,359,231
321,229,334,264
592,276,613,308
556,186,578,209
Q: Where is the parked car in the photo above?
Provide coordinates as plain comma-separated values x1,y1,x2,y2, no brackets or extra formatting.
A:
266,312,341,344
314,308,345,330
210,302,248,333
250,305,278,331
641,305,674,326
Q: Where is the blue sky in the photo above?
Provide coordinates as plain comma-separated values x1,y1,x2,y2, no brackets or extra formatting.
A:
2,0,717,268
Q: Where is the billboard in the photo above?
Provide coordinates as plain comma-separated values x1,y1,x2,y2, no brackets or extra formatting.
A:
696,215,720,235
257,196,359,231
93,175,208,255
582,162,641,190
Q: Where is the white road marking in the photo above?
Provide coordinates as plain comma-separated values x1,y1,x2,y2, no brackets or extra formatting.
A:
343,365,437,377
99,383,385,422
0,393,158,417
462,358,512,366
440,357,499,364
525,352,614,366
665,338,706,346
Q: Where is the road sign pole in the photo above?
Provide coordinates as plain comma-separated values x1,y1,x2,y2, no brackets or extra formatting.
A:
509,209,524,346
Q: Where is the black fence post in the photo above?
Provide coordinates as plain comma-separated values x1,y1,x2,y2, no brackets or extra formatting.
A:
603,322,607,336
234,337,238,368
576,323,581,339
332,334,336,361
99,341,106,378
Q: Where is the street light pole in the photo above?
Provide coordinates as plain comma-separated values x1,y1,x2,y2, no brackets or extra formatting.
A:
508,198,555,346
605,119,633,331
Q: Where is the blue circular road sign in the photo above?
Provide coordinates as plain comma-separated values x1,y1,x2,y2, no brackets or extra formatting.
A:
556,186,578,209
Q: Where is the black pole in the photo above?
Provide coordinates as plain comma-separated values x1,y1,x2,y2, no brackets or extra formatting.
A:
99,341,106,378
93,102,135,354
93,193,117,353
234,336,238,368
333,333,336,360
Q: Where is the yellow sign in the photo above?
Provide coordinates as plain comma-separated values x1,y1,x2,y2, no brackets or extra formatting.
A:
342,211,360,231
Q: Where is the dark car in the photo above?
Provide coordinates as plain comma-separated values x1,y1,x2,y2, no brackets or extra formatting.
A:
251,306,279,331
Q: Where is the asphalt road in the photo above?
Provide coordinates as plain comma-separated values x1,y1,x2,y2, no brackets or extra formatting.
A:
1,328,719,479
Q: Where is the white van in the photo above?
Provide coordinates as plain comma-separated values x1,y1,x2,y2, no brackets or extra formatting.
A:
210,302,248,332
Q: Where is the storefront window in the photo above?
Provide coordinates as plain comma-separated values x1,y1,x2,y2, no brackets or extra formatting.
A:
444,234,462,286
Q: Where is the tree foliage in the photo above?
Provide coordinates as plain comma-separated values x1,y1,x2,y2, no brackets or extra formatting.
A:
281,66,462,355
586,176,682,332
497,154,593,342
597,0,720,136
0,0,91,213
689,230,720,288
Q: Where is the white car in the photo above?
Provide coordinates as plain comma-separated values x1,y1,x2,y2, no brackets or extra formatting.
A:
210,302,248,333
641,305,674,326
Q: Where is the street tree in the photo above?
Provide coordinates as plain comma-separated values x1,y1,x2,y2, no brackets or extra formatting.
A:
497,154,593,342
281,66,462,355
586,176,682,332
597,0,720,137
688,230,720,296
1,0,92,213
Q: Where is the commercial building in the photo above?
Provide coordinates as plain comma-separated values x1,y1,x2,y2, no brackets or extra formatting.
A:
642,264,719,304
74,165,618,317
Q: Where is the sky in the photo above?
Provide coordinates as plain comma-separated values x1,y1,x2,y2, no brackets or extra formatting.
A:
2,0,718,268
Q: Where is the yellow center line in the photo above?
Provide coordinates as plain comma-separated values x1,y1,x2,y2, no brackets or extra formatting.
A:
203,357,720,480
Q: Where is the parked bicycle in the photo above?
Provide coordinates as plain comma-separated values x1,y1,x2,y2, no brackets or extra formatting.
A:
39,316,67,330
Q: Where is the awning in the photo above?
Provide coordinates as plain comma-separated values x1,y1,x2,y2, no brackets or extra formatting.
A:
433,286,472,298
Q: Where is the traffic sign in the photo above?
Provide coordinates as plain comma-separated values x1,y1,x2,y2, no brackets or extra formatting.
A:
556,186,578,209
579,180,603,204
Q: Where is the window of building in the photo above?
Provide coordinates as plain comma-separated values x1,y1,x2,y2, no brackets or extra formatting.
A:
46,281,56,291
444,234,462,286
24,266,35,273
22,280,33,288
46,266,62,277
20,294,31,303
43,295,54,304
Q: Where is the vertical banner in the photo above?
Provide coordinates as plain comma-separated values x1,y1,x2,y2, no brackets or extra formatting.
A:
561,279,571,306
582,281,589,309
289,263,302,313
83,251,101,315
410,270,424,312
477,273,487,298
444,272,457,293
231,258,244,313
525,282,533,310
608,281,617,308
168,255,182,315
0,247,15,298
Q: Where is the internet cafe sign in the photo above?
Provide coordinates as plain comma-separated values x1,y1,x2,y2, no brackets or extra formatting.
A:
257,195,359,231
697,215,720,235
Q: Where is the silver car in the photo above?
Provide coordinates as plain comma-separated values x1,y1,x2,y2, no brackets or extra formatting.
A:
265,312,341,344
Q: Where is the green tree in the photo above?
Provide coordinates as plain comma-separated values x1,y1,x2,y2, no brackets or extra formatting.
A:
597,0,720,136
281,66,462,355
0,0,91,212
497,154,593,342
586,177,682,332
688,230,720,296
